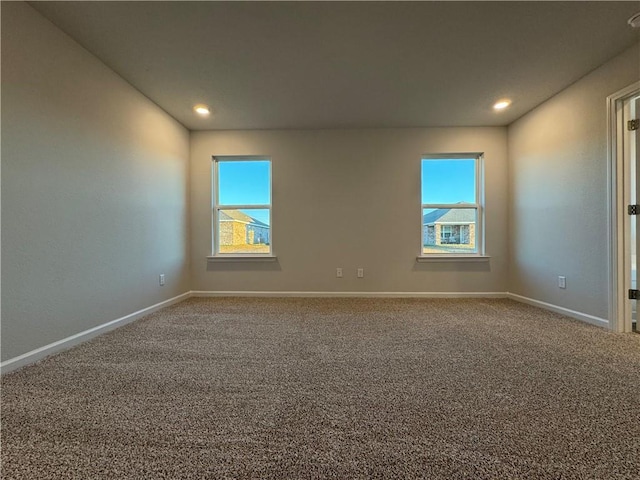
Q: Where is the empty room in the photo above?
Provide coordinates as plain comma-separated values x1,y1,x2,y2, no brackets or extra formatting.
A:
2,1,640,478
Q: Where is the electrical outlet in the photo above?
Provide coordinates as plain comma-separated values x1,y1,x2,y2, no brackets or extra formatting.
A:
159,274,165,286
558,276,566,289
357,268,364,278
336,268,343,278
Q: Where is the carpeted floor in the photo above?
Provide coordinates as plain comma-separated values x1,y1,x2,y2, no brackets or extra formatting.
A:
2,297,640,479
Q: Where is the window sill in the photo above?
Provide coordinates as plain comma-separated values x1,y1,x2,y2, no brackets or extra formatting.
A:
416,255,490,263
207,255,278,263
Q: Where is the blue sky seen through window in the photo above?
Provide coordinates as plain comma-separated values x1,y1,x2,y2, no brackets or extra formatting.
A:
421,159,475,204
218,160,270,224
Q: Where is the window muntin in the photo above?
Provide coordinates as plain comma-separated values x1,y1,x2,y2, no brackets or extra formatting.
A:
212,157,271,256
421,155,483,255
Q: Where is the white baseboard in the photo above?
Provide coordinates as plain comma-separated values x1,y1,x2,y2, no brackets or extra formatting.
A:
2,290,611,374
195,291,610,329
507,293,609,328
191,290,508,298
1,291,192,375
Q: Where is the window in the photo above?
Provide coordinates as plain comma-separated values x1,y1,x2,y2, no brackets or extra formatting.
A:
421,154,483,256
212,157,272,256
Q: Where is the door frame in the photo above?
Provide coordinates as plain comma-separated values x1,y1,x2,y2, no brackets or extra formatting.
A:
608,81,640,333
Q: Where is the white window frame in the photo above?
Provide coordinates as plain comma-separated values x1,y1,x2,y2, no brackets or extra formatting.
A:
210,156,275,260
419,153,487,261
441,225,453,241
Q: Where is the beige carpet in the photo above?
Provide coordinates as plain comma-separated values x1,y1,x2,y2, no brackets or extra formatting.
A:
2,297,640,479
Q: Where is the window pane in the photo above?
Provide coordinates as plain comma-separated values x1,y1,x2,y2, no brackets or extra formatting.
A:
421,159,475,204
218,208,270,254
422,208,477,254
218,160,270,205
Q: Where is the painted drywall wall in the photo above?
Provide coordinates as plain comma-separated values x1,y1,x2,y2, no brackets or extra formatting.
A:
508,43,640,320
191,127,508,293
1,2,190,361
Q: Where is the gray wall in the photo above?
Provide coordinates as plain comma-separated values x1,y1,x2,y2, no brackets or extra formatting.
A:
508,43,640,320
191,128,508,293
1,2,191,361
3,1,635,364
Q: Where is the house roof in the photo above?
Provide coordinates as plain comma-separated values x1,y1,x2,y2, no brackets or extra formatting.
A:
423,208,475,225
219,210,269,228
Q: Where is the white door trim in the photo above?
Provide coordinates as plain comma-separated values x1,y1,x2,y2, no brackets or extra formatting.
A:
607,81,640,333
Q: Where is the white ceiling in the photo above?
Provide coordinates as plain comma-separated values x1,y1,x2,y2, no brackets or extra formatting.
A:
30,1,640,130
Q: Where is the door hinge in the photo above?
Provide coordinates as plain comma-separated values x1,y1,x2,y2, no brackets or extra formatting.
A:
629,289,639,300
628,205,640,215
628,119,640,131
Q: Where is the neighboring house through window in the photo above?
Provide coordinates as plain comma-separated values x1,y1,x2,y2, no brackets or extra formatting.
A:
421,154,483,255
212,156,272,256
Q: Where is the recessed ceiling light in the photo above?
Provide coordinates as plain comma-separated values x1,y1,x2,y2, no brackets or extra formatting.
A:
193,104,210,116
628,12,640,28
493,100,511,111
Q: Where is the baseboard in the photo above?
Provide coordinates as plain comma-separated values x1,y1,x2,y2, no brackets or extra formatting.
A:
194,290,610,328
2,290,610,374
191,290,508,298
0,291,192,375
507,293,609,328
